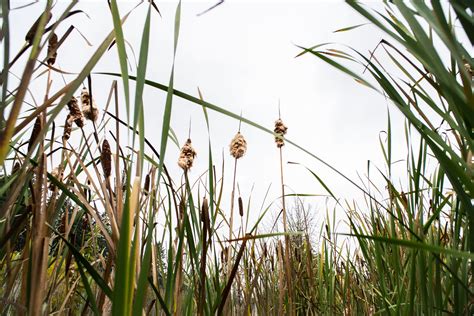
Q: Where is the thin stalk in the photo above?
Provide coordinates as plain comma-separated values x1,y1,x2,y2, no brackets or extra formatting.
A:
279,146,294,315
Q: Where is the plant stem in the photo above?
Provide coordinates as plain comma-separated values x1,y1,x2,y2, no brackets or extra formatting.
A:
279,146,294,315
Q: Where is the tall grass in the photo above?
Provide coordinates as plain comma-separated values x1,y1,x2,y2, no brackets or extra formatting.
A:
0,1,472,315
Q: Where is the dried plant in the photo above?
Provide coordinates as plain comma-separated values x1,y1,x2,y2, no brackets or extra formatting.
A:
62,114,72,141
229,132,247,159
178,138,196,171
81,87,99,122
67,96,84,128
47,32,58,66
274,119,287,148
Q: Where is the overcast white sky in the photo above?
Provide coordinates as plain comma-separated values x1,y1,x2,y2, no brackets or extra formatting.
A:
9,1,415,236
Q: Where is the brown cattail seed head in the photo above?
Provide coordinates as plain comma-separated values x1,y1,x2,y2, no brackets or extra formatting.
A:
238,197,244,217
178,138,196,170
47,32,58,65
274,119,287,148
28,116,42,152
63,114,72,141
229,132,247,159
67,97,84,128
25,12,52,44
201,197,210,233
144,173,150,195
81,87,99,122
201,197,209,223
100,139,112,178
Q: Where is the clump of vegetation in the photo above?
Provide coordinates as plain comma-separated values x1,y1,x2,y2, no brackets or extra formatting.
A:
0,1,472,315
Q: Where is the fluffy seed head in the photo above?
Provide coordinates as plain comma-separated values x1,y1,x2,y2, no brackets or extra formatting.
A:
101,139,112,178
274,119,287,148
47,32,58,65
67,97,84,128
178,138,197,171
229,132,247,159
81,87,99,122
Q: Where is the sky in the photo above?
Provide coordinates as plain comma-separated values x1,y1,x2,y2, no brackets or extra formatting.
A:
8,0,414,238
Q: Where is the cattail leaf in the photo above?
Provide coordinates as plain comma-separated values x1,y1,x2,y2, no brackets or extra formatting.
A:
147,277,171,316
132,2,152,175
132,11,154,314
112,167,133,316
109,0,131,124
333,23,369,33
157,0,181,184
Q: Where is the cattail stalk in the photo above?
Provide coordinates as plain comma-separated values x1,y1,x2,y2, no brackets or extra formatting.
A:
226,130,247,312
275,115,294,315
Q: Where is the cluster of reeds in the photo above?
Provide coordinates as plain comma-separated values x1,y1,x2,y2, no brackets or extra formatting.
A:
0,1,472,315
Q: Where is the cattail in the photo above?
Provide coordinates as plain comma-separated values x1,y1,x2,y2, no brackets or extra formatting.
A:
28,116,42,151
25,12,52,44
178,138,196,171
229,132,247,159
81,87,99,122
47,32,58,65
63,114,72,141
201,197,209,224
263,242,268,258
67,96,84,128
238,196,244,217
100,139,112,178
144,173,150,195
274,118,287,148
